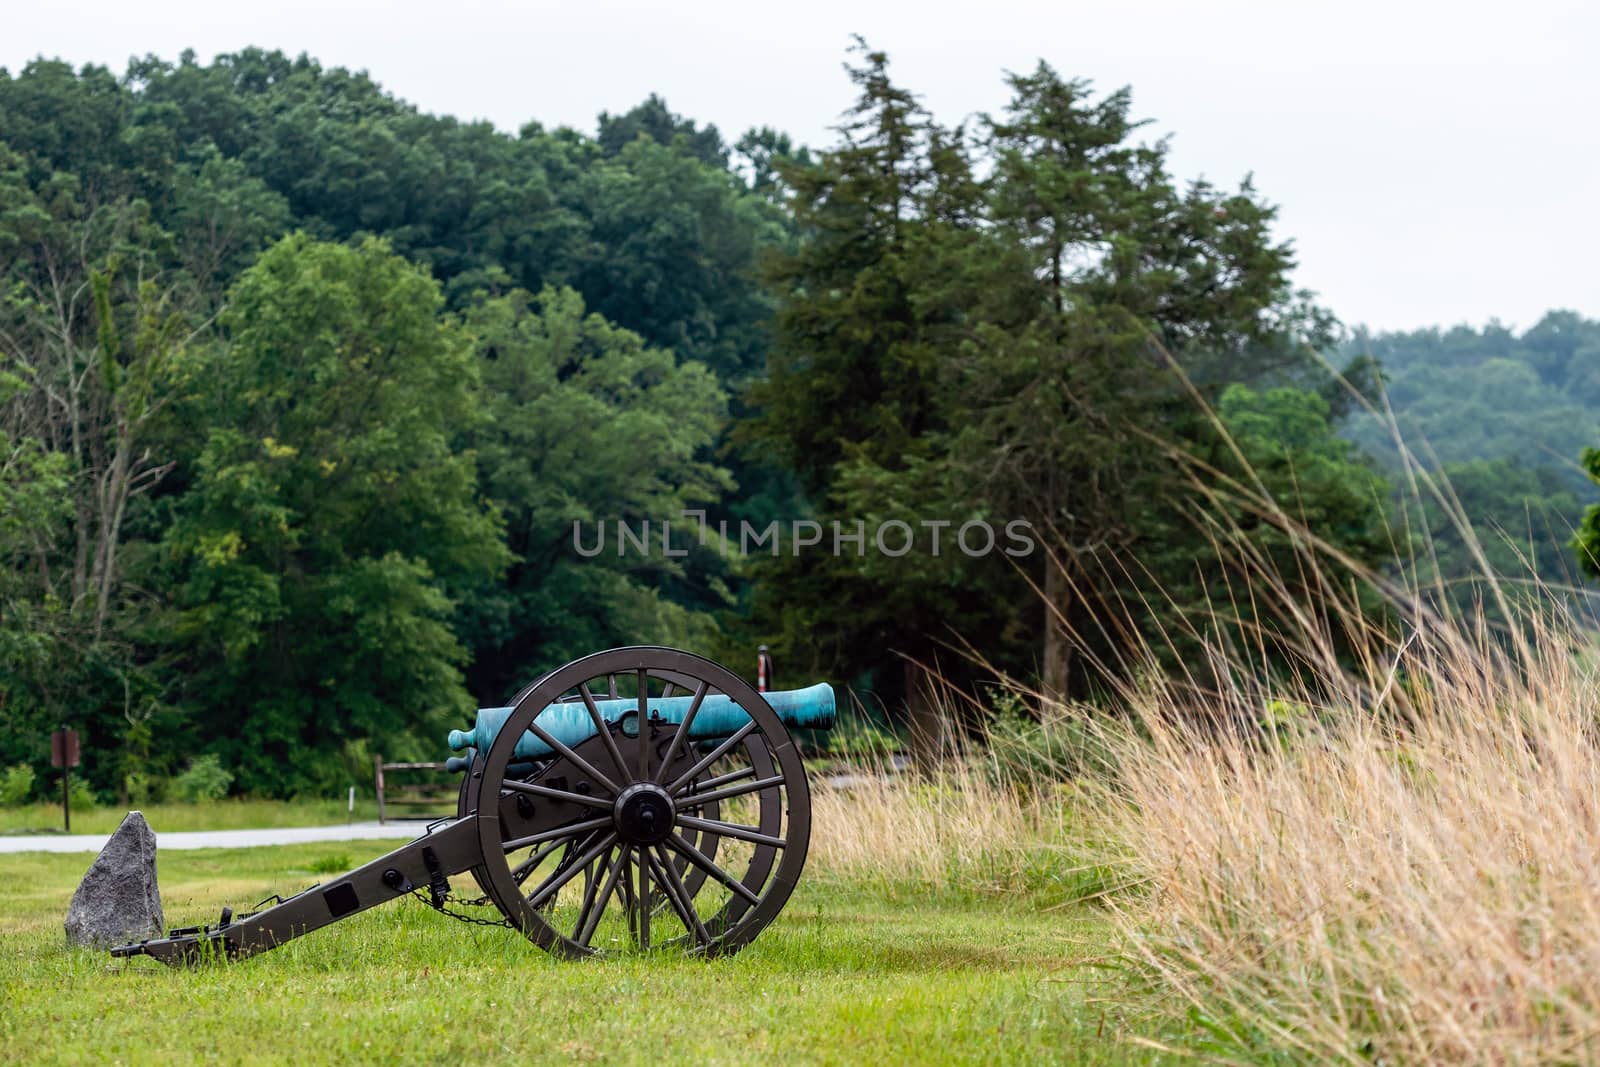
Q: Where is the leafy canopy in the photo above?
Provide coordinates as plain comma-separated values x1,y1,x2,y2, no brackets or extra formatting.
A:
161,234,506,794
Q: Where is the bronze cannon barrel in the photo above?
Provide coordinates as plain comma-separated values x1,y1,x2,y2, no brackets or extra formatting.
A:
446,682,836,760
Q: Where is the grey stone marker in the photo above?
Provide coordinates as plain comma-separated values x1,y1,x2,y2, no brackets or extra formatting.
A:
64,811,164,948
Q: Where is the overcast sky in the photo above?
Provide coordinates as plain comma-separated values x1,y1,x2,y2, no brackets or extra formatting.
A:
6,0,1596,334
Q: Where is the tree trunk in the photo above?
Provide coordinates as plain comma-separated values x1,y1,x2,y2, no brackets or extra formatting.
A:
1041,559,1073,706
903,651,947,772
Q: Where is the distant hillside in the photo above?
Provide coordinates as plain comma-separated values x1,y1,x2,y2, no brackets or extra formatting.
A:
1345,311,1600,485
1342,311,1600,602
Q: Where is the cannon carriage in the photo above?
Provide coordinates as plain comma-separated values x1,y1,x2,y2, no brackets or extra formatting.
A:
112,646,834,964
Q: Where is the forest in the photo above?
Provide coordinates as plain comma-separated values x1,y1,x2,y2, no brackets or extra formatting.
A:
2,43,1597,799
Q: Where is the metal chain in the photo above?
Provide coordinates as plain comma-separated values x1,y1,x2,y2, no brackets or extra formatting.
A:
409,886,515,929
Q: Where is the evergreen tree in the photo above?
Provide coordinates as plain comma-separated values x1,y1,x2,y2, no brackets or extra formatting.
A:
746,51,1386,725
742,42,1003,756
461,286,733,701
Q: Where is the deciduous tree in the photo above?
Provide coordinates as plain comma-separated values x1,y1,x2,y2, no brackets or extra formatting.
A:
161,235,505,793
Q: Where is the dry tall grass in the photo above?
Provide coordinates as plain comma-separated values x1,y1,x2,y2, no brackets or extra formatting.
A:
807,755,1082,896
803,374,1600,1061
1074,608,1600,1064
1044,399,1600,1061
806,594,1600,1061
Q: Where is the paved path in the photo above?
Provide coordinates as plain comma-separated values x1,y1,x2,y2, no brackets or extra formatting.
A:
0,821,425,854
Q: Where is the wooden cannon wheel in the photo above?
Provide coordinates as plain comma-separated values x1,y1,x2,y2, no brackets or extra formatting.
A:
462,646,812,958
454,670,731,912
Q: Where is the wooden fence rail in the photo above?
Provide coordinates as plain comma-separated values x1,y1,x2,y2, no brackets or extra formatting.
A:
373,757,457,824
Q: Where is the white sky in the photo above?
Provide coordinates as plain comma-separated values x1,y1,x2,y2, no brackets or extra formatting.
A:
5,0,1596,334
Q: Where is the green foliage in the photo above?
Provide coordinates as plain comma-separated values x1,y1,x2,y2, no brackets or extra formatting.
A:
308,853,351,875
0,138,193,793
744,46,1386,713
67,776,97,810
984,693,1115,788
0,51,787,793
572,135,783,386
820,714,900,761
1412,457,1585,623
160,235,507,794
0,42,1577,803
172,754,234,803
0,430,74,730
597,93,727,167
77,49,782,377
742,43,1023,711
1102,385,1399,674
1338,314,1600,613
1212,386,1394,578
460,286,732,700
1345,314,1600,483
167,147,293,295
0,764,35,806
745,43,955,496
122,772,165,807
1574,448,1600,581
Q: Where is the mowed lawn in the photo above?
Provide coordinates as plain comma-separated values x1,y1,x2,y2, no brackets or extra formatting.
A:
0,841,1158,1066
0,799,387,836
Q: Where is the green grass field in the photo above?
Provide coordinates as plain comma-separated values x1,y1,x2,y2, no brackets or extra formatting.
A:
0,798,389,836
0,841,1160,1066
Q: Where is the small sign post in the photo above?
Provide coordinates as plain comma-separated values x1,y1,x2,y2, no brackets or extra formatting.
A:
50,726,80,832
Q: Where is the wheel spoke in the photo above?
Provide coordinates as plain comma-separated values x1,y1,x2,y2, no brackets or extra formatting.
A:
667,720,758,796
687,765,756,794
570,844,611,940
501,778,612,810
578,847,630,945
637,669,650,781
527,831,618,908
680,774,785,807
667,831,761,906
636,843,651,950
510,836,570,882
579,683,633,785
650,845,711,947
482,649,808,958
521,718,620,797
676,814,787,850
502,814,612,854
654,681,710,785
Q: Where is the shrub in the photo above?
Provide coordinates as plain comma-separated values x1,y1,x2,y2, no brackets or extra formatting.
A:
0,763,35,806
67,776,96,810
822,715,899,761
123,772,166,806
983,692,1115,789
173,754,234,803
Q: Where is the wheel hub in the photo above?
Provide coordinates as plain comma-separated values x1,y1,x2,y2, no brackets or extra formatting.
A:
613,782,676,845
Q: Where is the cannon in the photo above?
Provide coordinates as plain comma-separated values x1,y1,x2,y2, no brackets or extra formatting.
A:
111,647,833,963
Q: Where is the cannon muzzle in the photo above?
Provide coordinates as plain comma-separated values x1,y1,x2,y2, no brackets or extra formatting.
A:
447,682,835,760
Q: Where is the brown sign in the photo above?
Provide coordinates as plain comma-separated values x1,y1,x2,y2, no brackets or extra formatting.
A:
50,728,79,769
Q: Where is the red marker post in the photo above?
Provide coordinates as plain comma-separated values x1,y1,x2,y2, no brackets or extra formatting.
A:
50,726,80,832
756,645,774,693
